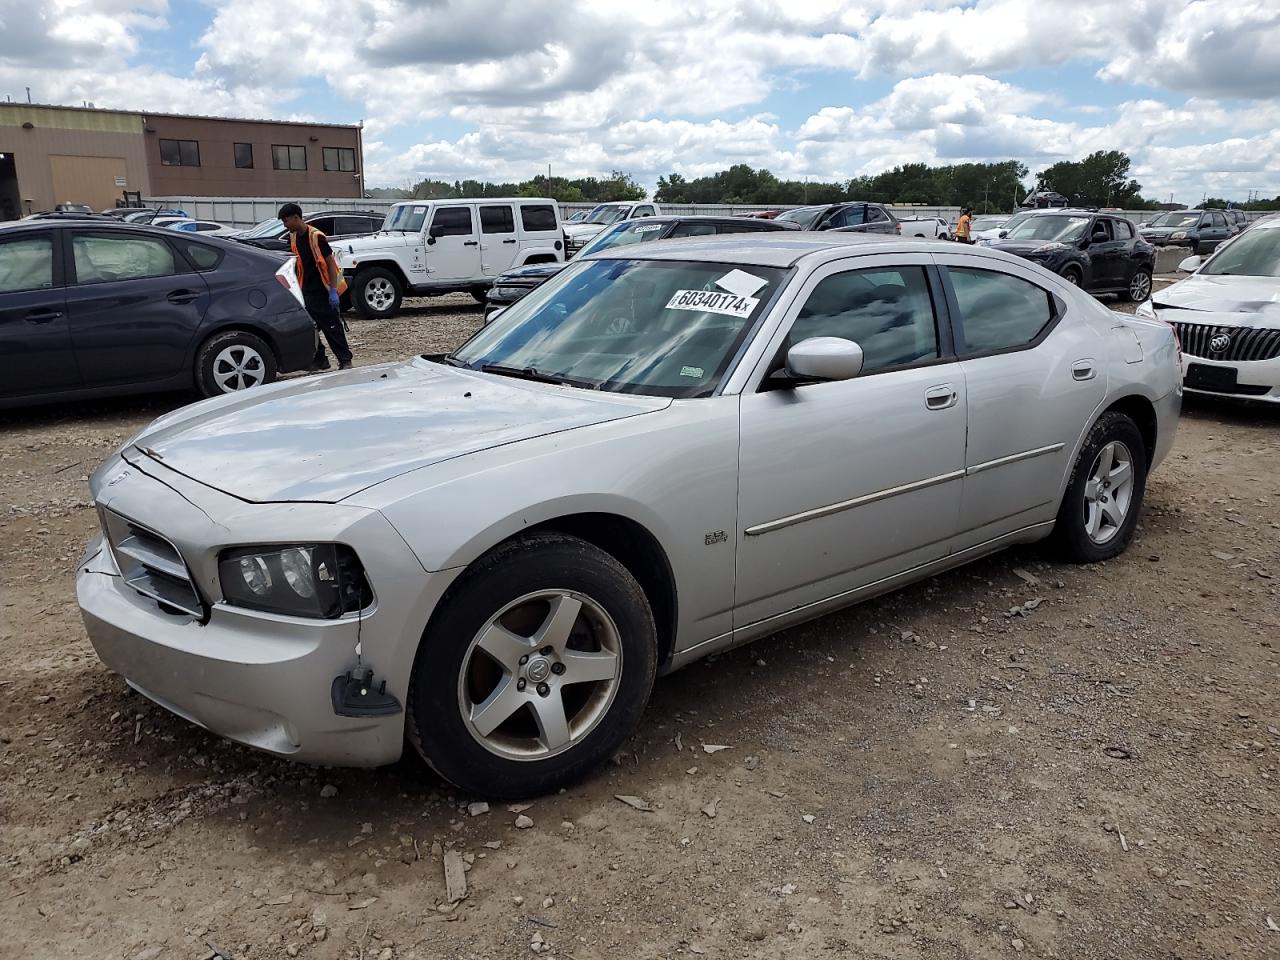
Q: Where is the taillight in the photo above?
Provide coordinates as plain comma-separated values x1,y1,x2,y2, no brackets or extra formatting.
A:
274,274,290,290
894,223,901,234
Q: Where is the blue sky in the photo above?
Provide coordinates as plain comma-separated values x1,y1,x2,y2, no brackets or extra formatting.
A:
4,0,1280,202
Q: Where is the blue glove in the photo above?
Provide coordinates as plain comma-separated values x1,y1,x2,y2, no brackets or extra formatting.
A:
327,288,340,309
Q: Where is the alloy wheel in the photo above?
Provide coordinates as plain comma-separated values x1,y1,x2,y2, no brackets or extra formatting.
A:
364,277,394,311
211,344,266,392
457,591,623,761
1130,271,1152,301
1083,440,1134,544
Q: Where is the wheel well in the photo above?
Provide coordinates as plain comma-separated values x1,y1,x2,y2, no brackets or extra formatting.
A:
1104,395,1157,465
523,513,678,667
354,260,409,289
524,254,557,265
199,324,280,364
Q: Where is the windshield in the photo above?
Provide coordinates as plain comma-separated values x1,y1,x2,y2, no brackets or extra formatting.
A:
971,216,1007,231
240,217,286,239
1200,227,1280,277
774,206,825,229
384,204,430,232
577,220,671,257
1006,214,1091,243
566,211,587,222
582,205,630,225
1150,212,1202,228
452,258,787,398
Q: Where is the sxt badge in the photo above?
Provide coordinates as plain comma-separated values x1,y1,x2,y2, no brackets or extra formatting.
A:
704,530,728,546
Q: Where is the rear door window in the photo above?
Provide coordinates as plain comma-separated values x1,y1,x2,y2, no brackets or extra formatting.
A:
1113,219,1133,239
309,217,337,235
70,233,180,284
0,235,56,293
520,205,557,232
947,267,1055,356
480,205,516,234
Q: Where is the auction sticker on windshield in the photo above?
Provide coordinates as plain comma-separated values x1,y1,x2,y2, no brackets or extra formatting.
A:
666,289,760,318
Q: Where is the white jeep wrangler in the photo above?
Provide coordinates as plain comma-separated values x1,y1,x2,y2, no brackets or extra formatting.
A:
332,198,564,319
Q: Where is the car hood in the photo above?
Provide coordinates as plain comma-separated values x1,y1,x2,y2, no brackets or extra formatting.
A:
564,223,607,240
1140,226,1178,235
987,240,1061,256
333,232,415,257
128,359,670,503
496,263,565,284
1152,274,1280,325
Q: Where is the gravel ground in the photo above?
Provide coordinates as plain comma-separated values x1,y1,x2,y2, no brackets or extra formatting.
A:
2,289,1279,960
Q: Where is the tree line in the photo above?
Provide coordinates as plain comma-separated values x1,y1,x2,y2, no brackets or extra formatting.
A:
368,151,1280,212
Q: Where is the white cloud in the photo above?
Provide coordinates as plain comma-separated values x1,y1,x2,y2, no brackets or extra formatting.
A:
2,0,1280,202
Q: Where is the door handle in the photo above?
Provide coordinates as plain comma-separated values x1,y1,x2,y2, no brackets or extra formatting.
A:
463,240,479,246
502,239,517,244
166,290,200,304
924,384,958,410
23,308,63,324
1071,359,1096,380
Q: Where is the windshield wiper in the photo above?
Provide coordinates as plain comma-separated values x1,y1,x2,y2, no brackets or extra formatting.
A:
480,363,599,389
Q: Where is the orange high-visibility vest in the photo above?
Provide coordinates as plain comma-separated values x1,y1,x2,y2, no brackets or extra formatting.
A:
290,225,348,295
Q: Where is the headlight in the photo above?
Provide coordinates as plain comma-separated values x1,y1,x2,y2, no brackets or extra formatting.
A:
218,544,372,618
1170,232,1186,240
1031,242,1066,254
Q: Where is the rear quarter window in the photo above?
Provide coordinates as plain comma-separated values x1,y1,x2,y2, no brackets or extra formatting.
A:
520,205,558,232
176,240,224,271
948,267,1056,356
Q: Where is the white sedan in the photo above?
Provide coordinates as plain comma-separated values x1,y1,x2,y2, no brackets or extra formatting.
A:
1137,216,1280,403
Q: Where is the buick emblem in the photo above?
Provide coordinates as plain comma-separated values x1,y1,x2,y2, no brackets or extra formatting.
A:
1209,334,1232,353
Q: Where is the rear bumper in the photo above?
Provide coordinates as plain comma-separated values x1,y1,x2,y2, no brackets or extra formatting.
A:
1151,388,1182,471
273,306,321,373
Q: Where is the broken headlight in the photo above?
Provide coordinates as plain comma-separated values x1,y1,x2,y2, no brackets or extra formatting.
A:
218,544,372,619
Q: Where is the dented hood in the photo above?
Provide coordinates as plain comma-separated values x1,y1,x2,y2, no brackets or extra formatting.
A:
1152,273,1280,327
128,358,669,503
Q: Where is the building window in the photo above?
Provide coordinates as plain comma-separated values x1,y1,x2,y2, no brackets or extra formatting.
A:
323,147,357,173
272,144,307,171
159,139,200,167
234,143,254,169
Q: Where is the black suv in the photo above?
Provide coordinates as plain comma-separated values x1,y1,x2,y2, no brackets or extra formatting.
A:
0,220,317,408
773,201,899,234
988,210,1155,301
484,215,797,319
235,210,385,251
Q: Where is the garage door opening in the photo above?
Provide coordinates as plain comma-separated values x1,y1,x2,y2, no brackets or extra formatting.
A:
0,152,20,222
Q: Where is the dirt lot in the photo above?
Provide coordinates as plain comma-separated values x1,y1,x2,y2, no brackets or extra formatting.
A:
2,293,1278,960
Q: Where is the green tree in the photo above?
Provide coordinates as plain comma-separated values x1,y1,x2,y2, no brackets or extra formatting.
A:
1035,151,1143,207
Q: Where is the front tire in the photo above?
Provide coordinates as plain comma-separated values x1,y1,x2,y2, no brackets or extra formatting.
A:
353,267,403,319
1060,265,1083,287
195,330,276,398
1050,411,1148,563
406,533,658,799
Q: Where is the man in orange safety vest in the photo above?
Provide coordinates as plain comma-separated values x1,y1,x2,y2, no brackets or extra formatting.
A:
279,202,354,370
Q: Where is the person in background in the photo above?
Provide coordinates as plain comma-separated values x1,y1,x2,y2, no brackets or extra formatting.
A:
955,208,974,244
278,202,354,371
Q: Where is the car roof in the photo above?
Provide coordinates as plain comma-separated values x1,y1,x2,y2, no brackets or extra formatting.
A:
628,215,791,227
389,197,556,206
587,232,973,268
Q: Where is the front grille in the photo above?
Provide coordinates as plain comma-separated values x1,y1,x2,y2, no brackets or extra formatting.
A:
1170,321,1280,362
101,509,205,618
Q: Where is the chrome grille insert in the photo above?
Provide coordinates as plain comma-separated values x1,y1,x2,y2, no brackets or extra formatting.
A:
101,509,204,618
1170,320,1280,362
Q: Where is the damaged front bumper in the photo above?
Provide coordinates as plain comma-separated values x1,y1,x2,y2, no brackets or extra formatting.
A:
76,448,457,767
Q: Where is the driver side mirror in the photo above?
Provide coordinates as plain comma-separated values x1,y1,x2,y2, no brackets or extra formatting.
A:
1090,229,1109,243
785,337,864,383
997,229,1007,239
1177,255,1202,273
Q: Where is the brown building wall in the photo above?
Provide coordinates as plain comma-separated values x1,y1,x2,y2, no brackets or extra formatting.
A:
142,115,362,199
0,104,150,216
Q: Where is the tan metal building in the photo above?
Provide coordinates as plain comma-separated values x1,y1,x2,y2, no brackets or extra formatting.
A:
0,104,151,218
0,103,363,219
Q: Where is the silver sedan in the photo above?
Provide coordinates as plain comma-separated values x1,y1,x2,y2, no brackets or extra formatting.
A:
78,235,1181,797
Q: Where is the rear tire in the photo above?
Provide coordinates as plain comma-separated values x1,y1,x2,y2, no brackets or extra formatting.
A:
353,267,403,320
406,533,658,799
195,330,276,398
1049,411,1148,563
1122,267,1153,302
469,286,489,304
